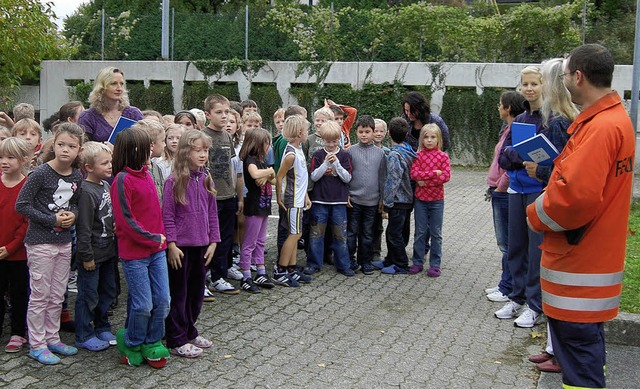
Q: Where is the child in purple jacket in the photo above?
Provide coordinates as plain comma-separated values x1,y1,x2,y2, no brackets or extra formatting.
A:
163,130,220,358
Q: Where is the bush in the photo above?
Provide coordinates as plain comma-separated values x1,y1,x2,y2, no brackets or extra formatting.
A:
442,87,504,166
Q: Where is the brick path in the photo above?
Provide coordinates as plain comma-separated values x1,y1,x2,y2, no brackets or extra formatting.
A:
0,168,546,388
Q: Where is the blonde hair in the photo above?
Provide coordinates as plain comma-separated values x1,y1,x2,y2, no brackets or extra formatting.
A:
171,130,216,205
81,141,112,168
13,103,35,122
520,65,542,82
0,137,32,175
540,58,579,127
320,121,341,141
313,107,335,121
374,118,388,133
163,124,186,160
189,108,206,129
133,119,165,141
283,115,309,141
418,123,442,151
88,67,130,113
242,111,262,126
11,118,42,140
273,108,285,119
0,127,10,141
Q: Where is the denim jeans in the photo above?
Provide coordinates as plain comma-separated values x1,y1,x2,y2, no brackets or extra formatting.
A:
75,259,116,343
507,192,542,313
121,250,170,347
385,207,410,269
347,202,377,265
490,189,512,295
412,199,444,268
308,203,350,272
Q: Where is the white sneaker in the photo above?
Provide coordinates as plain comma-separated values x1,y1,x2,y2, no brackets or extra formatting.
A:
514,307,544,328
67,271,78,293
485,286,499,295
210,278,240,295
486,290,510,302
203,287,216,302
227,266,243,281
495,301,524,319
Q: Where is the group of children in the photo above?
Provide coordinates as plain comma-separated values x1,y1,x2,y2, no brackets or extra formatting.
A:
0,92,452,367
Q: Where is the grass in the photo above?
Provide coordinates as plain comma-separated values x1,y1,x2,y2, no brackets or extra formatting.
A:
622,199,640,314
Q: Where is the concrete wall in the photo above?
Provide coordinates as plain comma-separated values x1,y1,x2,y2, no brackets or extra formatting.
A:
38,60,636,123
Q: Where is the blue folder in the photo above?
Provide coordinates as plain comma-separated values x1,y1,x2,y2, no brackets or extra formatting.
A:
108,116,137,144
511,122,537,145
512,133,559,166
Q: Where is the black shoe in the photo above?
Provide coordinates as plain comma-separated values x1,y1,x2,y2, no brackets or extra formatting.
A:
297,238,305,250
361,263,375,275
254,274,275,289
289,270,312,284
241,278,261,293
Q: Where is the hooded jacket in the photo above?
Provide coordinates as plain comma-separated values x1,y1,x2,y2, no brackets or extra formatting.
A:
383,142,417,209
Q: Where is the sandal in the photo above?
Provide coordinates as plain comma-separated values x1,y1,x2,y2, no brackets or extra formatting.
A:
5,335,27,353
29,348,61,365
48,342,78,356
170,343,203,358
427,266,441,278
76,336,109,352
189,336,212,349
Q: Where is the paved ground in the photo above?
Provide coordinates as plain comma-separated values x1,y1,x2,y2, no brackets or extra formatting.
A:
0,168,625,388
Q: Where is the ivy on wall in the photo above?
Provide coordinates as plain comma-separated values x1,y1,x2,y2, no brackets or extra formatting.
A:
441,87,504,166
70,80,504,166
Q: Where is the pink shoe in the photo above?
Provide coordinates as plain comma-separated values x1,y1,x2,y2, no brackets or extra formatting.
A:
408,265,423,274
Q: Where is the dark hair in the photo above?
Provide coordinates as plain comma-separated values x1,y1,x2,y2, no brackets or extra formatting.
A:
402,91,430,123
241,99,258,111
328,104,345,118
42,101,84,132
53,122,86,168
284,105,307,119
388,117,409,143
174,110,197,126
355,115,375,130
229,101,243,114
567,44,614,88
112,127,152,174
500,91,526,118
239,128,271,162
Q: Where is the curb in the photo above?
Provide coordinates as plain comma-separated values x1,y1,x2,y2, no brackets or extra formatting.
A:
606,311,640,347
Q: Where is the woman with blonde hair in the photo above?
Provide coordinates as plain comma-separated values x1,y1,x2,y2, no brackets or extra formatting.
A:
78,67,143,143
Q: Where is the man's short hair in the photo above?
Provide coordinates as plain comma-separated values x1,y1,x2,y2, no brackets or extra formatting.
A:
204,94,230,112
567,44,614,88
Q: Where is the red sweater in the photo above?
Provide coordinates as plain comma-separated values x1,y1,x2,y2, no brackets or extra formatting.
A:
110,166,166,260
0,175,28,260
410,148,451,201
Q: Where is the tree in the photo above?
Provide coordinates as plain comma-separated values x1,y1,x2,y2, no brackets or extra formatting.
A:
0,0,64,108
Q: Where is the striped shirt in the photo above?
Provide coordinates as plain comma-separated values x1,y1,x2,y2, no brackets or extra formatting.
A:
281,143,308,208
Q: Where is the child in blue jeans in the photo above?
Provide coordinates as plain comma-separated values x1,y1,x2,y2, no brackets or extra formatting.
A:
75,142,117,352
305,121,353,276
111,128,170,368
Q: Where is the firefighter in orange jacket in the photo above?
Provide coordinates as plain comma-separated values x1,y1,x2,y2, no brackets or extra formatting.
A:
526,44,635,389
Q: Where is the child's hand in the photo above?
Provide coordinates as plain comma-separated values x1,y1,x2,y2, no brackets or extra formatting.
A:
84,260,96,271
304,195,312,211
0,246,8,260
255,176,268,187
160,234,166,248
236,198,244,215
204,243,217,267
523,161,541,180
324,153,336,164
167,243,183,270
56,211,75,228
417,180,426,187
347,195,352,208
435,170,442,177
0,112,14,128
